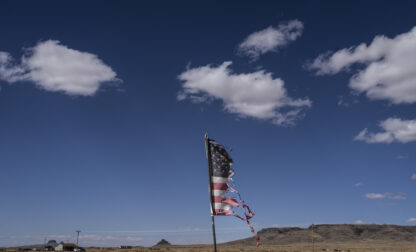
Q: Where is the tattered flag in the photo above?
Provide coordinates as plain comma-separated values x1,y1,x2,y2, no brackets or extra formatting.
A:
207,138,260,246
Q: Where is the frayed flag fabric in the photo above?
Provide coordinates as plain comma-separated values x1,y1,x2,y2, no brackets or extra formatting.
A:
208,139,236,215
205,137,260,247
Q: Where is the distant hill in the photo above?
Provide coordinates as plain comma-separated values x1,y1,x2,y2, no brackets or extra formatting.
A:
154,239,171,246
225,224,416,246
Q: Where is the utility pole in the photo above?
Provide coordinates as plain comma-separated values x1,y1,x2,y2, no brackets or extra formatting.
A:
76,230,81,249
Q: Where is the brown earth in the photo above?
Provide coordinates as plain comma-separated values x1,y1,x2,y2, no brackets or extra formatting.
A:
227,224,416,246
4,225,416,252
85,242,416,252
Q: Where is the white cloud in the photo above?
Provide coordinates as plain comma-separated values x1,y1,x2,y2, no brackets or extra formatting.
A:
354,118,416,144
307,26,416,104
354,220,364,224
389,193,407,200
238,20,303,60
337,96,349,107
0,40,119,96
0,52,26,82
365,192,407,200
412,174,416,180
365,193,386,199
407,217,416,223
354,182,363,187
178,61,311,125
396,155,408,159
337,95,359,107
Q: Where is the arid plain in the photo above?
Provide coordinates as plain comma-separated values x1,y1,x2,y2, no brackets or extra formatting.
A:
85,242,416,252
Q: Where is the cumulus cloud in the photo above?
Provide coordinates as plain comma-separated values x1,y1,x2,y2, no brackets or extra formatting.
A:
178,61,311,125
354,220,364,224
407,217,416,223
307,26,416,104
365,193,386,199
365,192,407,200
238,20,303,60
354,118,416,144
0,52,25,82
0,40,119,96
354,182,363,187
412,174,416,180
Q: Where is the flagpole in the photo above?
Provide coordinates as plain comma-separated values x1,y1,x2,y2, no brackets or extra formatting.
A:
312,224,315,252
205,132,217,252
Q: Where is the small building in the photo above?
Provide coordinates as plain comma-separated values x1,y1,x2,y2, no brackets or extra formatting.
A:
119,246,132,249
55,243,76,251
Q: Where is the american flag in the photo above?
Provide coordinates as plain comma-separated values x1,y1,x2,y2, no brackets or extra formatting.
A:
208,139,239,215
206,137,260,246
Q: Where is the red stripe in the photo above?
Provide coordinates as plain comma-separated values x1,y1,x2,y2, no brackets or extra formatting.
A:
212,182,228,190
213,196,239,206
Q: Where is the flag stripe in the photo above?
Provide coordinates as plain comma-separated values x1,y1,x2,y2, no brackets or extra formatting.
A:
212,189,226,196
214,209,233,215
212,182,228,190
214,202,234,210
212,176,230,183
213,196,239,206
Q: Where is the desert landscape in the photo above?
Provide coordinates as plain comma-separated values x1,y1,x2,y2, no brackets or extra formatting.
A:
47,242,416,252
4,225,416,252
5,243,416,252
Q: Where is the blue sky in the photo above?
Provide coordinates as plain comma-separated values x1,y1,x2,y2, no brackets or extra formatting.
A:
1,0,416,247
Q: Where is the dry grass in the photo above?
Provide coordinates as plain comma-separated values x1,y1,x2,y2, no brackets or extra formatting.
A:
85,242,416,252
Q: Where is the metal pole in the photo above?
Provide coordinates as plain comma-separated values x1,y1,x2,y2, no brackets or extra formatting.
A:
76,230,81,249
312,224,315,252
211,215,217,252
205,133,217,252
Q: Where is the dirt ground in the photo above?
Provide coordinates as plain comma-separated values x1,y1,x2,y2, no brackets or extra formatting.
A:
85,242,416,252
